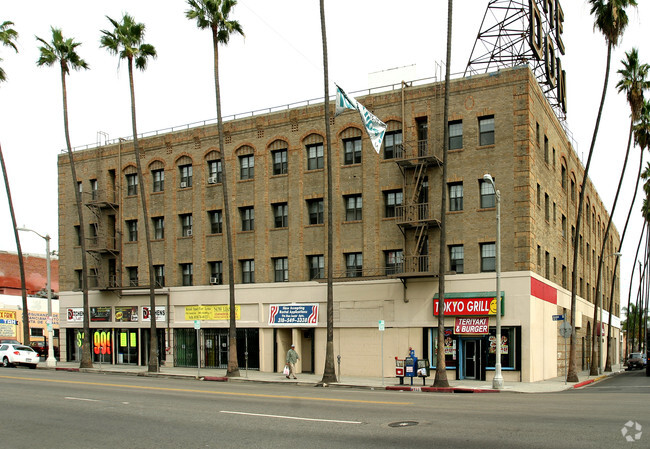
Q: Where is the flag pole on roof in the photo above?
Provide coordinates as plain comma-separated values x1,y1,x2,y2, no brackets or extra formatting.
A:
335,83,387,154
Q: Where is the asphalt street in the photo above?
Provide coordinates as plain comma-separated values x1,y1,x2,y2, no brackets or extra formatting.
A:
0,368,647,448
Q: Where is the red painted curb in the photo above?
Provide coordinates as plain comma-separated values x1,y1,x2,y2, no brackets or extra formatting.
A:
203,376,228,382
386,386,499,393
55,367,79,372
573,379,594,388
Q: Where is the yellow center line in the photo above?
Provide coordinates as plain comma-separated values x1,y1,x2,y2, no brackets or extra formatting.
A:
0,375,413,405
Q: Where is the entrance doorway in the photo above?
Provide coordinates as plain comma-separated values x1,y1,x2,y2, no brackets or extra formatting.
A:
461,338,483,380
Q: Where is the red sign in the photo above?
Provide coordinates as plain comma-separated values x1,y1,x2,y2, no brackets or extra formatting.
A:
434,296,497,316
454,317,489,335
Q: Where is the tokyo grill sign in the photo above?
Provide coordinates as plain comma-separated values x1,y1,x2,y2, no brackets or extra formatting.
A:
433,294,503,316
269,304,319,326
455,317,489,335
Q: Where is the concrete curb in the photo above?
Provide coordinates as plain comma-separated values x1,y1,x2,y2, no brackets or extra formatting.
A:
386,385,500,393
573,371,620,389
203,376,228,382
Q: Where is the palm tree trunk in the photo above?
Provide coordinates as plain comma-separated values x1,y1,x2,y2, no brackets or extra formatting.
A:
60,66,93,368
624,220,645,359
434,0,453,388
211,27,239,377
126,57,159,373
639,229,649,351
319,0,336,384
0,144,29,344
568,42,612,382
605,127,641,371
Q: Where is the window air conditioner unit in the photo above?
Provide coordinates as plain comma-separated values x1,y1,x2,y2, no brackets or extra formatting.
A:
208,176,217,184
210,277,219,285
180,181,188,188
186,229,193,237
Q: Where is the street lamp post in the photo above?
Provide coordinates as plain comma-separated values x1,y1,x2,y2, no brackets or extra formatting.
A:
483,174,503,389
598,251,622,374
17,227,57,367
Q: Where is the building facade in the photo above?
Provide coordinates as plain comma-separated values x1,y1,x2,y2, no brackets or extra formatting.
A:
57,66,621,382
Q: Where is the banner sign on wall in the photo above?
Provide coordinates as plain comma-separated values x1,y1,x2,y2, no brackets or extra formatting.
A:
115,306,138,322
268,304,319,326
454,317,489,335
433,293,504,317
184,305,240,321
68,307,112,322
142,306,166,322
67,308,83,322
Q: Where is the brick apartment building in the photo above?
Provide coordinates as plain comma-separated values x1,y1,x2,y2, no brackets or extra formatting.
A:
56,66,620,382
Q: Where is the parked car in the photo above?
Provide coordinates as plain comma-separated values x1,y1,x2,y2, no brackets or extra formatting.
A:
29,341,60,359
0,344,39,368
0,339,21,345
625,352,646,371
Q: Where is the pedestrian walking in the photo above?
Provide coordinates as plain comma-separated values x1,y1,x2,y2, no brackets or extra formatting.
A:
286,344,299,379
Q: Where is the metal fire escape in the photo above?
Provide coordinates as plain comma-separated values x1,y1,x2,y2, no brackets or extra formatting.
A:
394,134,442,277
85,187,120,289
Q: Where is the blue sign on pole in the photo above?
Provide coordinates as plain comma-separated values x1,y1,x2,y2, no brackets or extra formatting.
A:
552,314,565,321
269,304,319,326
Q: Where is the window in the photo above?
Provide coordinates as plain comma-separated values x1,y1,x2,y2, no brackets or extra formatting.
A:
537,244,541,266
181,263,193,286
208,210,222,234
543,135,549,164
90,179,98,200
74,225,81,246
154,265,165,287
307,199,324,225
77,181,82,193
536,122,540,146
552,148,556,167
449,183,463,211
207,160,222,183
570,178,576,202
450,245,464,274
544,193,550,221
241,259,255,284
75,270,82,290
126,173,138,196
127,266,138,287
384,130,402,159
179,164,192,188
152,169,164,192
126,220,138,242
153,216,164,240
553,202,556,223
385,250,403,275
30,327,44,337
480,180,495,208
561,165,567,190
481,243,496,272
416,117,428,155
449,121,463,150
561,215,567,239
479,116,495,146
344,194,362,221
345,252,363,277
307,143,324,170
240,207,254,231
272,149,288,175
384,190,403,218
309,255,324,280
273,257,288,282
269,202,287,228
561,265,567,288
240,154,254,180
180,214,193,237
88,224,98,246
209,261,222,285
343,137,362,165
536,184,541,206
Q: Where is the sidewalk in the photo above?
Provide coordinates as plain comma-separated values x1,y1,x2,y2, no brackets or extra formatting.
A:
38,360,624,393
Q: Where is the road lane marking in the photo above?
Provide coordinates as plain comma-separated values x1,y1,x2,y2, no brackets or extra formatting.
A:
65,396,100,402
220,410,362,424
0,375,412,406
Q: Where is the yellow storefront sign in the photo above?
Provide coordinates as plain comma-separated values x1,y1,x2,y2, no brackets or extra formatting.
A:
185,305,240,321
0,311,16,320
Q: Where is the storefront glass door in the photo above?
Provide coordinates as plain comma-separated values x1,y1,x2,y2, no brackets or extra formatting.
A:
464,340,477,379
117,329,138,364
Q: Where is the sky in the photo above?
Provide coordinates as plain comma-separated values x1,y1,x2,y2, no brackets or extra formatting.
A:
0,0,648,307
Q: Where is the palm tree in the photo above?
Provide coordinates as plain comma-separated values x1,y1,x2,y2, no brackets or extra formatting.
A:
0,21,29,345
185,0,243,377
596,49,649,372
100,14,159,373
0,21,18,82
605,94,650,371
434,0,453,388
36,27,92,368
318,0,336,383
567,0,637,383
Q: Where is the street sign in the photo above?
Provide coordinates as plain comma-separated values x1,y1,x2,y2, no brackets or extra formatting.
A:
194,320,201,330
559,321,572,338
378,320,385,331
552,314,565,321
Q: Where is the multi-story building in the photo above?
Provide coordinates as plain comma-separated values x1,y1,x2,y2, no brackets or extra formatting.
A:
57,66,620,382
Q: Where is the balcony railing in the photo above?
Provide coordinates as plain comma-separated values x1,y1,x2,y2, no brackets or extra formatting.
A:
395,203,440,226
